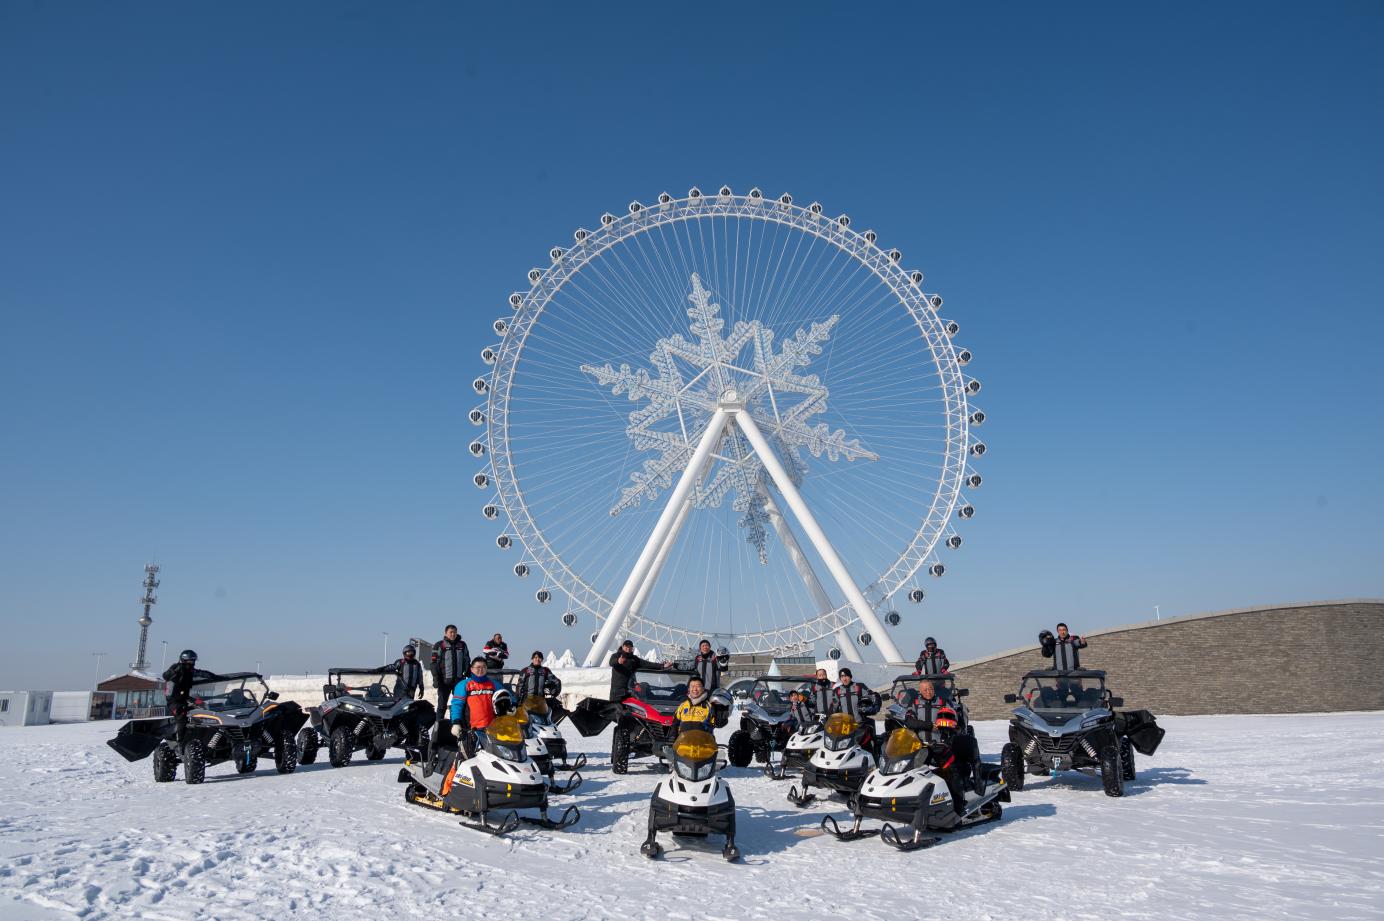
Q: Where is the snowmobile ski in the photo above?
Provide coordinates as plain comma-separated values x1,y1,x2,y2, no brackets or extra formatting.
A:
459,809,521,837
518,805,580,831
880,823,942,852
546,769,584,796
820,814,880,842
786,784,817,807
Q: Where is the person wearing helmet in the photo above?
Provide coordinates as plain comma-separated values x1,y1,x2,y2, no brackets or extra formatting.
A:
692,639,729,692
449,657,501,758
162,649,200,747
913,637,951,676
393,645,425,701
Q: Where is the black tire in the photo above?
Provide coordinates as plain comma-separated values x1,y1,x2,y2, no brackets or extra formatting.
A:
329,726,353,768
183,740,206,785
236,755,256,774
275,730,298,774
366,744,387,762
965,724,976,739
727,731,754,768
1000,742,1025,792
1100,745,1124,797
296,728,319,765
152,744,177,782
611,725,630,775
1120,737,1136,782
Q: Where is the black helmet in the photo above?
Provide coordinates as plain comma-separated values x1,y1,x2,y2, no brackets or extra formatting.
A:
179,649,197,663
402,644,417,656
925,636,937,647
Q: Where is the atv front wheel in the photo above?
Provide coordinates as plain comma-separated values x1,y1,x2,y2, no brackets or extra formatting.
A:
275,730,298,775
235,755,256,775
611,726,630,775
296,728,319,765
727,731,754,768
329,726,354,768
1000,743,1025,792
366,744,387,762
183,740,207,785
152,743,177,782
1120,737,1136,782
1100,745,1124,797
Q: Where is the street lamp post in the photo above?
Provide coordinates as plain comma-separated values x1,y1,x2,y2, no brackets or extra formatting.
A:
381,632,389,664
1154,605,1161,621
92,652,107,689
160,641,169,672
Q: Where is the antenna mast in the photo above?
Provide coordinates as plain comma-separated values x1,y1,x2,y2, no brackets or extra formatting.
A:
132,563,160,672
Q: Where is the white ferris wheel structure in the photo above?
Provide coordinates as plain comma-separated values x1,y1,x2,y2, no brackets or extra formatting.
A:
469,187,985,668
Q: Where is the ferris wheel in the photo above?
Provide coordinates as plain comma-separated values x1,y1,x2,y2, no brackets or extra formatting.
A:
469,187,985,668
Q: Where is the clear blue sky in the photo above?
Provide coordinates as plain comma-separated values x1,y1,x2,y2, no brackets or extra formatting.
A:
2,2,1380,690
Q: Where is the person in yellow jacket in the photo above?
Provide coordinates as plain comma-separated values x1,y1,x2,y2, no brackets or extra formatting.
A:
674,677,715,734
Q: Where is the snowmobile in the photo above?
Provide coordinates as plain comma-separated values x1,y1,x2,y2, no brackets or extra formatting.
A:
820,726,1009,851
570,668,731,774
787,712,877,806
398,715,580,836
881,673,974,738
107,671,307,785
726,675,814,778
1001,668,1165,797
514,695,584,794
640,729,741,862
493,668,583,771
297,666,435,767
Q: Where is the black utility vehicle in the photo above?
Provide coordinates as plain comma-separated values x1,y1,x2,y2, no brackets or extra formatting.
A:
108,671,307,784
298,666,435,767
1000,668,1164,797
726,675,813,773
881,673,974,739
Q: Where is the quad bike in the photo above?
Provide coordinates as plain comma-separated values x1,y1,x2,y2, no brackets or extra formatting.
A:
725,675,814,778
297,666,435,767
570,669,730,774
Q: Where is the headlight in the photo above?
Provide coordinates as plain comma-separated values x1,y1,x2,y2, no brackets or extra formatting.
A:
674,759,696,780
824,733,856,752
491,742,526,763
879,753,917,776
1080,714,1108,729
673,758,715,781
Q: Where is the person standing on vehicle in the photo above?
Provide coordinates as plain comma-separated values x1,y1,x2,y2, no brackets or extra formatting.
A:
393,645,425,701
431,625,471,727
810,668,833,717
830,667,882,752
482,633,509,670
913,637,951,676
607,639,670,702
1040,622,1088,672
162,649,199,747
449,658,501,757
674,676,715,734
516,651,562,701
692,639,729,692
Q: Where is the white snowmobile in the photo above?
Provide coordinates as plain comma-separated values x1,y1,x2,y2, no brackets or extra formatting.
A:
821,726,1009,851
787,712,876,807
398,714,579,836
783,720,823,775
640,729,741,862
515,696,584,795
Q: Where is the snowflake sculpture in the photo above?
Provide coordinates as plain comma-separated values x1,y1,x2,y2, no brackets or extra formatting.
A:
581,274,876,562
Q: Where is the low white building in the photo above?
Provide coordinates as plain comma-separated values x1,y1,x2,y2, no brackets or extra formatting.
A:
0,691,54,728
50,691,115,723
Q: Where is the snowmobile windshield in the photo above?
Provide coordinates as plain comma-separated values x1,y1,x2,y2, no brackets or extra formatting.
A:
749,678,810,714
823,713,859,751
519,695,550,723
629,672,692,705
1019,674,1107,711
191,676,267,713
672,730,718,781
880,727,923,775
331,670,400,703
482,715,527,763
891,675,954,707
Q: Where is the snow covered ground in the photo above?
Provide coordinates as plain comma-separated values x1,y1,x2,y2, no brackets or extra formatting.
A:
1,712,1381,921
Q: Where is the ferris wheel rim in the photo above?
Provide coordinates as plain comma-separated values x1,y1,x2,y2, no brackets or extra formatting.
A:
480,190,975,654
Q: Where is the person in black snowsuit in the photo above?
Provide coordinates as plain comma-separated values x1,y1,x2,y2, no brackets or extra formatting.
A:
1040,622,1088,672
162,649,200,746
809,668,834,717
393,645,425,700
787,690,817,732
430,625,471,728
692,639,729,692
830,667,882,753
482,633,509,670
516,651,562,701
917,706,979,812
607,639,669,702
904,678,948,743
914,637,951,676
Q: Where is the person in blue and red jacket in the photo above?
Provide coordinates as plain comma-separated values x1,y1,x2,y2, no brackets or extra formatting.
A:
449,658,506,756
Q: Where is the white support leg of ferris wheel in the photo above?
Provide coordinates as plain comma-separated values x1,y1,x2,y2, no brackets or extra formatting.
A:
583,407,731,668
757,483,864,663
733,408,905,664
627,441,719,626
